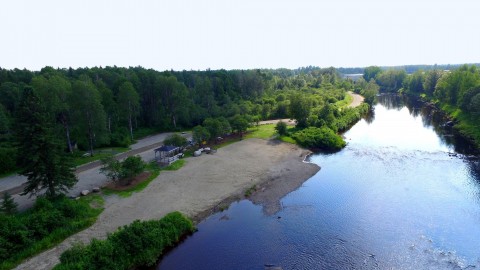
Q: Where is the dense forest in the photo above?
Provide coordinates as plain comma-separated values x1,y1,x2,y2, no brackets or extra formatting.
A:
0,66,369,175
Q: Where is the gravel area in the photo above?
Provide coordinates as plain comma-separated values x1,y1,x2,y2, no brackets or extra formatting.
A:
14,138,319,270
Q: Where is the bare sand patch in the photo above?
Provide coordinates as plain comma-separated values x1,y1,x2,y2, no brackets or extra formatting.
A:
348,91,365,108
15,138,319,270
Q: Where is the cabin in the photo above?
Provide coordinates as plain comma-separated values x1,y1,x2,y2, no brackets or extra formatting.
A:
154,145,181,164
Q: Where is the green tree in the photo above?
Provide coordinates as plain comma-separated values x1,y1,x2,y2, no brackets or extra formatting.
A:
0,192,17,215
275,121,288,136
31,75,74,152
363,66,382,82
404,70,424,94
163,134,188,147
230,114,250,137
192,125,210,146
117,81,140,141
423,69,442,96
15,87,77,198
363,80,380,105
120,156,145,184
100,156,122,182
289,94,310,127
0,104,9,134
70,76,107,156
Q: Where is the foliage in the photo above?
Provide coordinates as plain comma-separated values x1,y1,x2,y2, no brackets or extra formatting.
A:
54,212,195,270
100,155,145,185
363,66,382,82
163,133,188,147
230,114,250,136
275,121,288,136
0,193,17,215
289,94,311,127
0,147,16,175
121,156,145,183
102,160,185,198
15,87,77,198
0,195,103,270
100,156,122,182
363,80,380,105
292,127,346,151
192,125,210,145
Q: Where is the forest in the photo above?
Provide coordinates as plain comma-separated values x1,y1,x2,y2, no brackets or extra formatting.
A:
0,65,368,176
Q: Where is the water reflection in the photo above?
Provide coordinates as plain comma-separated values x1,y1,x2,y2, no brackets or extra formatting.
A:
376,94,479,155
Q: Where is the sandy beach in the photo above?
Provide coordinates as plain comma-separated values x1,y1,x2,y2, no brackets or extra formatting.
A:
15,138,319,270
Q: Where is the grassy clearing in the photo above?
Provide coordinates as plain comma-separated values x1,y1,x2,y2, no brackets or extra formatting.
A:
245,124,298,145
73,147,130,167
0,195,104,270
335,92,354,108
102,160,186,198
245,124,277,139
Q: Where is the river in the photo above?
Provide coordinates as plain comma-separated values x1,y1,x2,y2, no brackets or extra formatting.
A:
157,95,480,269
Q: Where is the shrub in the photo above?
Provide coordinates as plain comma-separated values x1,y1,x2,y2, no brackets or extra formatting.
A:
55,212,195,270
275,121,288,136
100,155,145,185
0,195,103,270
120,156,145,184
292,127,346,151
163,134,188,147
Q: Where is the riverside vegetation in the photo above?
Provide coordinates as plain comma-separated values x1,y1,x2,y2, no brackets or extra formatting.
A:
53,212,194,270
358,64,480,147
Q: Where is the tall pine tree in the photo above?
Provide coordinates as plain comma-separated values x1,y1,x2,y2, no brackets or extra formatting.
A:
15,87,77,198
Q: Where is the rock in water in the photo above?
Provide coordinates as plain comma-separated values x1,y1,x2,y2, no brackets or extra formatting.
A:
81,190,90,196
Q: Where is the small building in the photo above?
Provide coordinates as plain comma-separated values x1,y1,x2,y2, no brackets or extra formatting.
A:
154,145,181,164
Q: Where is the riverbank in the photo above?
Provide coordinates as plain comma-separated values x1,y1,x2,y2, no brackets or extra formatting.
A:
14,138,319,270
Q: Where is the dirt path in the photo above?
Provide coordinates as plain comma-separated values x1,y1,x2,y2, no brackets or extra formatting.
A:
15,139,319,270
347,91,365,108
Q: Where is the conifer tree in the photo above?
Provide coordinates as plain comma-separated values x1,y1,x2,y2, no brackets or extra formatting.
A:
0,192,17,214
15,87,77,198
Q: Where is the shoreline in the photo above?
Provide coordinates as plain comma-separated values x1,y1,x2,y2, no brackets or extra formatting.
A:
14,138,319,270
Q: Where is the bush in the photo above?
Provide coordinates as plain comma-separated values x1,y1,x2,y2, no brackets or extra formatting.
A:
163,134,188,147
120,156,145,184
110,128,132,147
0,195,103,270
292,127,346,151
275,121,288,136
54,212,195,270
100,155,145,185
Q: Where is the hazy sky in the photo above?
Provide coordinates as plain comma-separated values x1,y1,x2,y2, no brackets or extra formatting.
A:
1,0,479,71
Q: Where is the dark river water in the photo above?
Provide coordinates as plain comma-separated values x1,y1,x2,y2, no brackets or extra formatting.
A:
157,95,480,270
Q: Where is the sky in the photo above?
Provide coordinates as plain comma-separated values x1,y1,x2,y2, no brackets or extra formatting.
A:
1,0,479,71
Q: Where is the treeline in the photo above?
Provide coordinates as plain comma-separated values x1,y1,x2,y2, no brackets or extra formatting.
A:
337,63,480,75
0,65,360,174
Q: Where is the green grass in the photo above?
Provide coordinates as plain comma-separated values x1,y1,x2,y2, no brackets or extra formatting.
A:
440,103,480,148
245,123,298,145
73,147,130,167
335,92,354,108
245,124,276,139
102,160,186,198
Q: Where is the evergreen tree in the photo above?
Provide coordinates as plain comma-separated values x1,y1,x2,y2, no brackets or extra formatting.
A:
0,192,17,214
15,87,77,198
